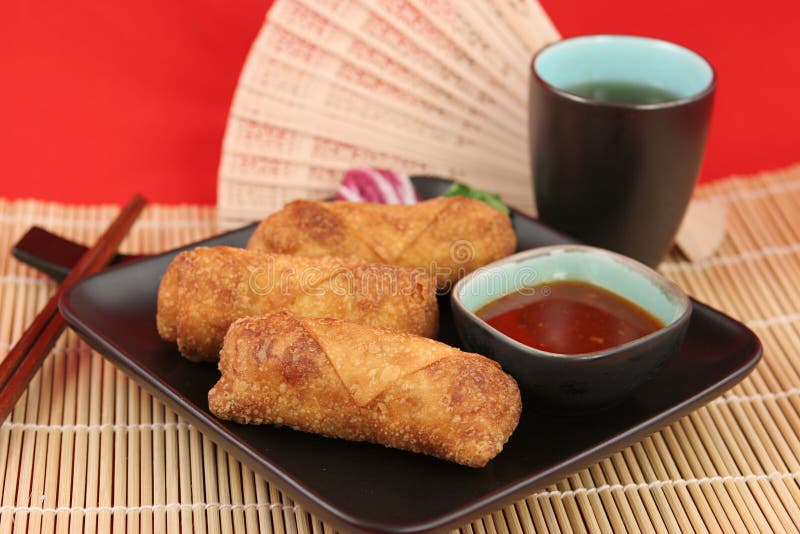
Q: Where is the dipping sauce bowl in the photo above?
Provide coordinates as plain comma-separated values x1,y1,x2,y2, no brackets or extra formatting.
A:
451,245,692,412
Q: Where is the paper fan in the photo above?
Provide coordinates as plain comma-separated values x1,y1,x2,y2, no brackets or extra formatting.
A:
217,0,560,227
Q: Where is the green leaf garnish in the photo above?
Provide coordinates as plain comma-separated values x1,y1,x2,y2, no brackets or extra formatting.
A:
443,183,510,215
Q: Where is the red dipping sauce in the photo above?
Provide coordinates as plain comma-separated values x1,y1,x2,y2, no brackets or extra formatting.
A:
476,281,664,355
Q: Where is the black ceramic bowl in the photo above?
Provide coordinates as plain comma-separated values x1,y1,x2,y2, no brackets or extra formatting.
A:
451,245,692,412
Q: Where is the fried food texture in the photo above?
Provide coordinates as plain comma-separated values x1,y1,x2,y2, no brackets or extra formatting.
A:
156,247,438,361
246,197,516,289
208,311,521,467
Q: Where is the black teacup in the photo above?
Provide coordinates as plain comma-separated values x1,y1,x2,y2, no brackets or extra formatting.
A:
529,35,716,267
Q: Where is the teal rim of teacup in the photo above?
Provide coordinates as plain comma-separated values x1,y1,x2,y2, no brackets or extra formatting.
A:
532,34,716,109
453,245,692,359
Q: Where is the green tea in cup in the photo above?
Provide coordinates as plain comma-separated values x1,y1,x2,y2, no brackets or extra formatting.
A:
562,80,682,105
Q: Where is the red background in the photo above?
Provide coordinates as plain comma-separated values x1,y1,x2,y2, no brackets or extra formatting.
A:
2,0,798,204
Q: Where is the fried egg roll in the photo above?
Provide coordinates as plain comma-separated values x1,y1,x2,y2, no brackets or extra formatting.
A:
208,311,521,467
157,247,438,362
246,197,517,289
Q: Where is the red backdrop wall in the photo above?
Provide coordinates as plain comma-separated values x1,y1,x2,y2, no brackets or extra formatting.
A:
2,0,798,204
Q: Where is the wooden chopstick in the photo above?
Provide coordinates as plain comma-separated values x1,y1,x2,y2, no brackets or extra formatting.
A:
0,194,146,420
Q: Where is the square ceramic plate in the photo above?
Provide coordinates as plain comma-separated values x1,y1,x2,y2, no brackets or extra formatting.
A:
33,177,759,533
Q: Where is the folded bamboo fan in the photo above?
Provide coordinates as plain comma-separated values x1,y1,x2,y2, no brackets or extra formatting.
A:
217,0,560,228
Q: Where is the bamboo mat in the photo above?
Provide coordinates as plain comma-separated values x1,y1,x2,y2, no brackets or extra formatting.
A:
2,165,800,533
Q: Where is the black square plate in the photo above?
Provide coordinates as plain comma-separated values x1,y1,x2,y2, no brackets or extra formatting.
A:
53,177,760,533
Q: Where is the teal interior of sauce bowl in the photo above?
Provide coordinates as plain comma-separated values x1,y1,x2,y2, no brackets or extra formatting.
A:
456,248,687,326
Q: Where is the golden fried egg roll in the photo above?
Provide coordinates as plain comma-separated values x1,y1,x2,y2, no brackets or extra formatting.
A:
157,247,438,362
246,197,517,289
208,311,521,467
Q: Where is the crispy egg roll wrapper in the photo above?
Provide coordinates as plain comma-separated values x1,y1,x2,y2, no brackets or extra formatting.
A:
208,312,521,467
246,197,517,289
156,247,438,361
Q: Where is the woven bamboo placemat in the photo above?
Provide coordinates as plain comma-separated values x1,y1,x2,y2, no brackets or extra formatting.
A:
2,165,800,533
